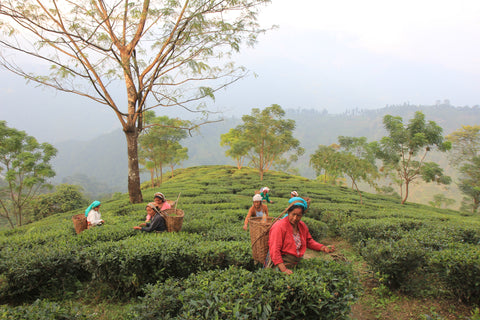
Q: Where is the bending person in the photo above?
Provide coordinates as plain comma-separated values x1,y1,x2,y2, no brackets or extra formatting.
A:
260,187,274,204
85,200,104,227
243,194,269,230
134,202,166,232
266,199,334,274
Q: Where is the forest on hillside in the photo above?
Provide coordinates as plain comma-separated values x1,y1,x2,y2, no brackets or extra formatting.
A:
51,103,480,206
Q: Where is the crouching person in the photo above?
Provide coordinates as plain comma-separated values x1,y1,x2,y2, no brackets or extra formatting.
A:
134,202,166,232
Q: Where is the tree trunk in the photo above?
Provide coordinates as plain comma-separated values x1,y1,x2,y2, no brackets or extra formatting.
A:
150,168,154,188
401,181,409,205
124,128,143,203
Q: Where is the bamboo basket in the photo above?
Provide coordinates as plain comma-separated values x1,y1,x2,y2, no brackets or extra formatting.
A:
249,216,275,264
162,208,184,232
72,214,87,234
166,199,176,207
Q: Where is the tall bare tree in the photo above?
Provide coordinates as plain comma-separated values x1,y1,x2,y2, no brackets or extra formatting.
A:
0,0,270,203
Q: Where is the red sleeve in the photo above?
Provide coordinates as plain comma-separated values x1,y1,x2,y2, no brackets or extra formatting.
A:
268,221,286,266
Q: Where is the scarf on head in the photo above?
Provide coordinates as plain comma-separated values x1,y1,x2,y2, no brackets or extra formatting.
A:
85,200,101,217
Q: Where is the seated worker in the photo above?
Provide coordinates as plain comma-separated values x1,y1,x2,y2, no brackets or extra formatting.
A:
85,200,104,227
265,199,334,274
260,187,274,204
153,192,171,211
243,194,269,230
146,192,171,222
134,202,166,232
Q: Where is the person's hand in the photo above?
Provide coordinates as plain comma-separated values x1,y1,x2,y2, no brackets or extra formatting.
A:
283,268,293,275
133,226,141,230
322,245,335,253
140,223,146,227
243,224,248,231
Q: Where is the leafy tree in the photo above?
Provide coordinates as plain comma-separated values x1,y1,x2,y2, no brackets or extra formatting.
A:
309,144,341,184
458,156,480,213
446,125,480,213
310,138,379,203
30,184,89,221
375,111,452,204
429,193,455,209
168,146,189,178
220,128,249,169
221,105,304,180
0,121,57,228
0,0,271,203
139,115,189,185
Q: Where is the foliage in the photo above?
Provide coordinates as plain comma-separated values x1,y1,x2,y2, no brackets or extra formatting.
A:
0,121,57,228
429,194,455,209
129,260,359,320
220,105,305,180
0,0,272,203
375,111,452,204
30,184,89,221
1,164,480,315
311,137,379,204
0,299,92,320
139,113,190,186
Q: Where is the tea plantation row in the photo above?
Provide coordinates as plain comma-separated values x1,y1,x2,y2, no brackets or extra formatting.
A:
0,165,479,319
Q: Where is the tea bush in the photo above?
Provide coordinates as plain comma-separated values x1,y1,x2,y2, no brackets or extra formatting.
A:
0,299,92,319
130,259,358,320
428,243,480,304
359,237,426,290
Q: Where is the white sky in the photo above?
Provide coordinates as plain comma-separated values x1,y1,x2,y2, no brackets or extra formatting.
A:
1,0,480,142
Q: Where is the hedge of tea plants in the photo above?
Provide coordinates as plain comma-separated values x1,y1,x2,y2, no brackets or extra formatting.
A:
0,166,359,318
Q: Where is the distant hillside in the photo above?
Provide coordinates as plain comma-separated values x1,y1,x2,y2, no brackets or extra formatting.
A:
51,103,480,204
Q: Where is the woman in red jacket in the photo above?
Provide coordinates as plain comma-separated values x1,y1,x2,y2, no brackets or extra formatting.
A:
266,199,334,274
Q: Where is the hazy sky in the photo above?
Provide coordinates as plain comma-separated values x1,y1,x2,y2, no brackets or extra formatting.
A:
1,0,480,143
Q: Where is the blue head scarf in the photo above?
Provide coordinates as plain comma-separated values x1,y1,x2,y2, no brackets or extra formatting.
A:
85,200,101,217
288,197,308,210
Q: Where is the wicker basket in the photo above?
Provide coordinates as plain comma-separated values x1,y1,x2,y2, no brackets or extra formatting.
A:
249,216,275,264
162,208,184,232
72,214,87,234
166,199,176,207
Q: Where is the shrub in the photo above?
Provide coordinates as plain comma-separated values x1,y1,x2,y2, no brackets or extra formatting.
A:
428,243,480,305
360,237,426,290
0,299,91,319
129,259,358,320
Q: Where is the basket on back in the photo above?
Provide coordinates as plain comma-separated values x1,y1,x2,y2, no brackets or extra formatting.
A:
72,214,87,234
162,208,184,232
249,216,275,264
166,199,176,207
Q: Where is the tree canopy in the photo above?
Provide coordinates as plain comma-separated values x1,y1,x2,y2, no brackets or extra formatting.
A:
0,121,57,228
221,104,304,180
0,0,271,203
446,125,480,213
375,111,451,204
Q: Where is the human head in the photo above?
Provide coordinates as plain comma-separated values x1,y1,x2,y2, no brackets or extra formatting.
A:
85,200,101,216
252,194,262,207
146,202,157,215
291,191,298,197
154,192,166,205
287,205,305,226
262,187,269,194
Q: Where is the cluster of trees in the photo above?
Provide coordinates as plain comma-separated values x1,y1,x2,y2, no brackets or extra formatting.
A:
221,109,458,206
